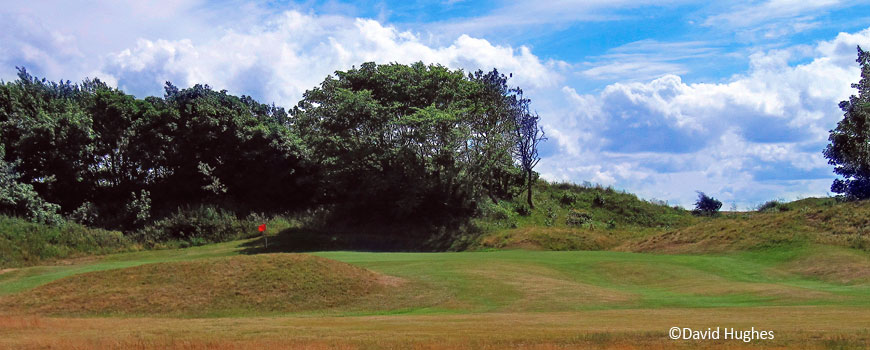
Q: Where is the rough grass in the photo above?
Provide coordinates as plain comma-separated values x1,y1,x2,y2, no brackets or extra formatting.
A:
471,181,696,251
476,191,870,257
624,198,870,254
476,181,693,232
0,254,419,317
0,215,136,268
2,307,869,349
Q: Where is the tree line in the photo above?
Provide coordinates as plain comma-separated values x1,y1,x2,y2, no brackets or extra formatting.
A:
0,62,544,232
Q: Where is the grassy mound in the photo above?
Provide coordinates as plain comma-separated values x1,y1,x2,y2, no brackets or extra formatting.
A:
472,181,694,250
478,181,693,230
1,254,409,316
625,198,870,253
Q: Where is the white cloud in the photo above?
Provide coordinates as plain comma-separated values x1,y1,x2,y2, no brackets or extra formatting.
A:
98,11,563,105
428,0,694,39
539,27,870,207
705,0,842,28
703,0,846,40
580,40,722,81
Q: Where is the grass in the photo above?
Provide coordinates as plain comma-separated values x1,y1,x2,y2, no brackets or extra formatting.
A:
0,215,136,268
0,238,868,348
0,239,243,296
3,239,870,317
471,181,696,251
475,186,870,255
625,197,870,253
1,254,421,317
2,193,870,348
2,307,870,349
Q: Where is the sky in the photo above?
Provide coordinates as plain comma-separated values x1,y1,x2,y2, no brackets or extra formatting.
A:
2,0,870,209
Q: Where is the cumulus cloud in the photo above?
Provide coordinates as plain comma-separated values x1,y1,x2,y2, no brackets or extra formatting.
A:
0,12,85,80
99,11,563,105
539,28,870,208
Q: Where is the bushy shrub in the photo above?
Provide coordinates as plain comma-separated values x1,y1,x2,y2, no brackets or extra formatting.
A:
0,215,132,268
566,209,592,227
692,191,722,216
133,206,256,246
0,155,63,225
592,192,606,207
480,202,513,221
559,192,577,207
125,190,151,226
544,206,557,227
69,202,99,225
514,203,531,216
757,200,789,212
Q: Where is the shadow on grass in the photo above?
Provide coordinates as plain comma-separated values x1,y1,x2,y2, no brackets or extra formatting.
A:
240,226,478,254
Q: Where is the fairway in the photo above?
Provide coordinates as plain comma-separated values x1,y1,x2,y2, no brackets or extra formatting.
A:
2,240,870,348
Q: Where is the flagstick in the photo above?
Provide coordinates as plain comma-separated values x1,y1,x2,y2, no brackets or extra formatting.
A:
263,225,268,250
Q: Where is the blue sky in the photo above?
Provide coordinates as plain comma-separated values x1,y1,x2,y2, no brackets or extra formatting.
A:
2,0,870,208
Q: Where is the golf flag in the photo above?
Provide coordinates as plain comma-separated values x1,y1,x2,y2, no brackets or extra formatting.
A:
258,224,266,232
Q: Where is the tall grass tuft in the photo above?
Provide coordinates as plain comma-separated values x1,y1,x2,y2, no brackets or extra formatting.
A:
0,215,134,268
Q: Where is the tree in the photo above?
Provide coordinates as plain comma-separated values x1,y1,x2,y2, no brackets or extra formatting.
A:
0,69,312,229
293,62,526,223
824,46,870,200
510,88,546,209
692,191,722,216
0,146,63,225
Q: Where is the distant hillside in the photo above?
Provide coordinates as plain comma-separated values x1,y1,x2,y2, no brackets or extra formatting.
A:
472,181,696,250
625,197,870,253
474,185,870,255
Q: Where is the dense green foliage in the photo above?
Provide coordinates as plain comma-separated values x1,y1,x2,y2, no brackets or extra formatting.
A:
1,62,543,249
0,215,133,267
0,148,62,225
293,62,528,223
825,46,870,200
0,68,312,232
131,206,263,248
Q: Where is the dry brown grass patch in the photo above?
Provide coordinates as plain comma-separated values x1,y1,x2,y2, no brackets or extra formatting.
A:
0,253,414,316
468,263,636,310
780,249,870,284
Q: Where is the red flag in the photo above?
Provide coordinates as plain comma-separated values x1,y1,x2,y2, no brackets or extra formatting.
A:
258,224,266,232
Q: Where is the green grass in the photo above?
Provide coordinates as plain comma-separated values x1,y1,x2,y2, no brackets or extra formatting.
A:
2,253,420,317
315,246,870,312
3,192,870,317
0,215,136,268
471,181,697,251
0,240,244,296
2,237,869,317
